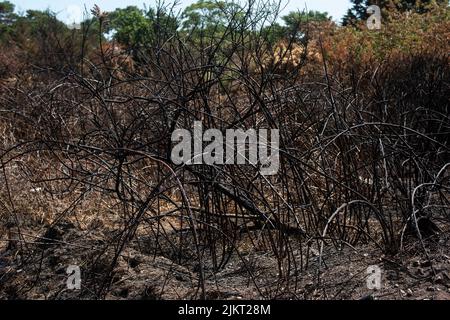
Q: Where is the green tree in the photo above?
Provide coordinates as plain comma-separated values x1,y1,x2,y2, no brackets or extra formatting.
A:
0,1,17,40
107,6,152,47
282,10,330,30
9,9,68,43
342,0,366,25
181,0,242,36
106,5,178,48
261,10,330,44
0,0,14,22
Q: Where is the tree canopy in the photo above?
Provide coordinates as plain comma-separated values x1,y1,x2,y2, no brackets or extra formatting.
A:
0,1,17,39
180,0,243,38
107,6,153,47
282,10,330,29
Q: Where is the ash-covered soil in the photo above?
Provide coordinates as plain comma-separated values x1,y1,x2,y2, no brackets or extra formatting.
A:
1,216,450,300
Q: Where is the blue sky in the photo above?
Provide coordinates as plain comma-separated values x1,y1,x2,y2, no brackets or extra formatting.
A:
10,0,352,24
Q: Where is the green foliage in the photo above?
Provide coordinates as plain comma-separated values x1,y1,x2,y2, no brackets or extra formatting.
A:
342,0,367,25
282,10,330,30
107,6,152,47
105,5,178,47
181,0,243,37
260,10,330,45
0,1,17,40
0,0,14,18
260,22,285,45
23,9,66,30
180,0,331,43
10,10,68,42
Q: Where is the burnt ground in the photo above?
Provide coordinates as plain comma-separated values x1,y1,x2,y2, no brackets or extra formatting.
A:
1,214,450,300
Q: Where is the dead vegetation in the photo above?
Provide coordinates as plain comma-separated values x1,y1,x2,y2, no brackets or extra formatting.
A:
0,1,449,300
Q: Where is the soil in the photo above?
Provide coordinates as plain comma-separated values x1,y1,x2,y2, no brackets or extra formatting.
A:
1,215,450,300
